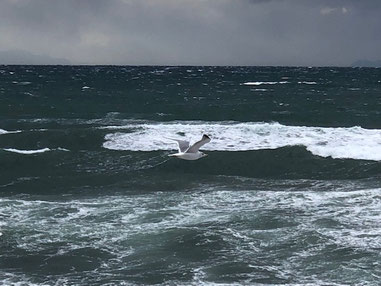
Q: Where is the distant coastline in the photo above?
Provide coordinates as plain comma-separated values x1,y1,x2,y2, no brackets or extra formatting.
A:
351,59,381,68
1,50,380,68
0,50,70,65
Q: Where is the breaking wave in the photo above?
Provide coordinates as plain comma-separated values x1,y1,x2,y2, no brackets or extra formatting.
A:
102,121,381,161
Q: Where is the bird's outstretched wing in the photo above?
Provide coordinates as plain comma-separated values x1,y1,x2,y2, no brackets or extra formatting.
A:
186,134,211,153
166,138,190,153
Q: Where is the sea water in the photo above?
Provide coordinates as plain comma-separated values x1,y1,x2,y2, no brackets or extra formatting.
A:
1,66,381,285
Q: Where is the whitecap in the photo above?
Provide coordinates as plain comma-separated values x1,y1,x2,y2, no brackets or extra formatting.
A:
57,147,70,152
102,121,381,161
0,129,21,135
3,147,69,154
12,81,32,85
19,81,32,85
298,81,317,85
3,148,51,154
243,81,289,86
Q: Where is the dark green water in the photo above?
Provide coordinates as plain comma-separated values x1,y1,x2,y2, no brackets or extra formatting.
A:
1,66,381,285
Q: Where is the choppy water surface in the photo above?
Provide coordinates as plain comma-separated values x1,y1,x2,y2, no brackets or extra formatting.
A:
1,66,381,285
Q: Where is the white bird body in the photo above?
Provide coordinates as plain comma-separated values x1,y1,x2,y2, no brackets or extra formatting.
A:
168,134,211,160
168,151,206,160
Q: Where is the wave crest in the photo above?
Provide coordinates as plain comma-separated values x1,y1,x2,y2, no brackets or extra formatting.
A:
103,121,381,161
2,148,69,155
0,129,21,135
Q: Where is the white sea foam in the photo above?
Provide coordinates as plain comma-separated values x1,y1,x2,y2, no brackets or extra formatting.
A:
103,121,381,161
1,180,380,285
243,81,289,86
1,185,380,285
12,81,32,85
298,81,317,85
0,128,21,135
3,147,70,154
3,148,51,154
57,147,70,152
0,272,50,286
252,88,268,91
244,81,317,86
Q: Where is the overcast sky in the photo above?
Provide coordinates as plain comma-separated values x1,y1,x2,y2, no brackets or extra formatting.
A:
0,0,380,66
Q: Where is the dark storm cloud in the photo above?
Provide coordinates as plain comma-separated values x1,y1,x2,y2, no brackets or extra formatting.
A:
0,0,380,66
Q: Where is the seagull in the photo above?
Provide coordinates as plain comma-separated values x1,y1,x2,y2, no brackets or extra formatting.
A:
168,134,211,160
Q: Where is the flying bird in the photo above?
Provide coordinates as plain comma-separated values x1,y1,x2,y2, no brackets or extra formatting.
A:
168,134,211,160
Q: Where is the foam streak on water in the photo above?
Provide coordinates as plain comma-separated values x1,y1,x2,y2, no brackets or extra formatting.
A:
1,184,380,285
2,148,70,155
103,121,381,161
243,81,289,85
3,148,51,154
0,129,21,135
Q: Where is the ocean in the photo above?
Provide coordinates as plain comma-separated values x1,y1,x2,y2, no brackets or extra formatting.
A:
0,65,381,285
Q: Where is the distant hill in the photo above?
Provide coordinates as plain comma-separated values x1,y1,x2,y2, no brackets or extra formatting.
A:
351,59,381,68
0,50,70,65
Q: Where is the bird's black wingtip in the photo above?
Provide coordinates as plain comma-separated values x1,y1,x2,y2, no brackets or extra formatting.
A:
203,134,211,140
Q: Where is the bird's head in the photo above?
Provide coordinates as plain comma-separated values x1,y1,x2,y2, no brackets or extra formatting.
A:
201,152,208,158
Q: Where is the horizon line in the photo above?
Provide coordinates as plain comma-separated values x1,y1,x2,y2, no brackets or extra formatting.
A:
1,63,376,68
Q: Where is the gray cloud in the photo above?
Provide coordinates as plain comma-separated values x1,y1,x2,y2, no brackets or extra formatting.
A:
0,0,380,66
